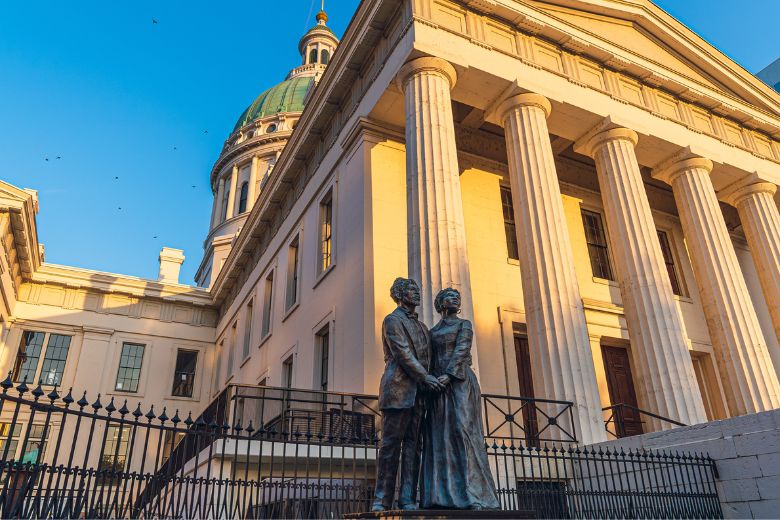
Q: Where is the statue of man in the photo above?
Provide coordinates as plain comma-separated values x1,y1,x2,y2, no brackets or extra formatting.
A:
372,278,444,512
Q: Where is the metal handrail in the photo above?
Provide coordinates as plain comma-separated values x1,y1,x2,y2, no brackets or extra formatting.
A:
603,402,686,439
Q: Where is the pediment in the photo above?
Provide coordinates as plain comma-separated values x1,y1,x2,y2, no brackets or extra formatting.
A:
518,0,780,117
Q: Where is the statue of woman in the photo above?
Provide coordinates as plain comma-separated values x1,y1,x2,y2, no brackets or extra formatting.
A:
420,288,500,510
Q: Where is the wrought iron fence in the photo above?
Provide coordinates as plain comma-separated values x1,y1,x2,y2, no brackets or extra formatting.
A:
0,378,721,519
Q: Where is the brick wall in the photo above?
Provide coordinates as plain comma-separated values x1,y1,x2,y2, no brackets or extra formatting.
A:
597,410,780,518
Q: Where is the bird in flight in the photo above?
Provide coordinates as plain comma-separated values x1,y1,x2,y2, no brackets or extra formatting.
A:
44,157,49,162
203,130,209,134
114,176,119,180
152,19,158,24
173,146,177,151
118,207,122,210
191,185,196,188
56,156,61,160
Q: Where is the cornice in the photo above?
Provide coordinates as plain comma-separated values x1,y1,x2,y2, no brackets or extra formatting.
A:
210,131,292,186
32,264,214,306
416,0,780,162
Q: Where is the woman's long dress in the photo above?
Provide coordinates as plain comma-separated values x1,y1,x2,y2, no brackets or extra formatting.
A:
420,317,500,510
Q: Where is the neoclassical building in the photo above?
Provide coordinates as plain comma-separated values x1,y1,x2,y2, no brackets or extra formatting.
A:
3,0,780,451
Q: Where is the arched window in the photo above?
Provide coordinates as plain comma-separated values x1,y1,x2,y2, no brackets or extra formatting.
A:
320,49,330,65
221,184,230,222
309,48,318,64
266,124,277,133
238,182,249,214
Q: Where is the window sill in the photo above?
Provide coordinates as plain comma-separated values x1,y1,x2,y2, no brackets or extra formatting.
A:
673,294,694,304
506,257,519,266
109,389,143,398
240,354,252,368
282,301,300,322
313,263,335,290
258,332,272,349
167,394,198,402
592,276,619,288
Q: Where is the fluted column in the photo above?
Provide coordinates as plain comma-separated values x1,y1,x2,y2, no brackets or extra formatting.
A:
248,156,259,210
498,93,606,444
575,126,706,428
211,177,225,229
226,164,239,219
724,182,780,348
653,156,780,415
398,57,473,326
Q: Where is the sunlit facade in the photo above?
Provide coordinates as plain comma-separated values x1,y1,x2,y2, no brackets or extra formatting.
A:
3,0,780,453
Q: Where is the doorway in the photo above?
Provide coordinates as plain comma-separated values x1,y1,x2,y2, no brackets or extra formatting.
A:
602,345,643,437
513,328,539,445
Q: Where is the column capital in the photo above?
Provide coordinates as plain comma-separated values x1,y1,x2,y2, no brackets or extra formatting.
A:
721,181,777,207
496,93,551,121
397,56,457,91
651,148,713,185
573,118,638,158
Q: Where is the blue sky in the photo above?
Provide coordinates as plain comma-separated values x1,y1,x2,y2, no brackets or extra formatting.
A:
1,1,777,284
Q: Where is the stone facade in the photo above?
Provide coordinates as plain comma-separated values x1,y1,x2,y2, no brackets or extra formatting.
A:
2,0,780,456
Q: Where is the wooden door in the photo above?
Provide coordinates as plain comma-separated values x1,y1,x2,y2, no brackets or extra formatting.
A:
602,345,643,437
514,334,539,445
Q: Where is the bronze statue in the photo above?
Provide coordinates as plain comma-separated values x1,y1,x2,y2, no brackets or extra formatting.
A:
419,287,500,510
371,278,445,512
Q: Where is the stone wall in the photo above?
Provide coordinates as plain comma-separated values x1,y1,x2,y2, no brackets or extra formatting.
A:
597,410,780,518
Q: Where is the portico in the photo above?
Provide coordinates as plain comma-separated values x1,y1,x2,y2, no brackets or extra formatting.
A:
380,0,780,444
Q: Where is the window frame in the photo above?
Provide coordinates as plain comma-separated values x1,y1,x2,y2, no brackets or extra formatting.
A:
285,234,301,313
114,342,146,394
580,209,615,281
315,325,330,393
315,186,336,283
499,185,519,261
242,300,254,361
260,269,275,341
12,330,73,386
171,349,198,398
221,180,231,222
238,181,249,214
656,229,687,297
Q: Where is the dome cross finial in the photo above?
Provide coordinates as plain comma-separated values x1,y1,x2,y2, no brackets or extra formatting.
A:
316,0,328,25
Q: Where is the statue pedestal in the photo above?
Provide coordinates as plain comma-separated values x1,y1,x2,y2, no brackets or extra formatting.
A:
344,510,533,519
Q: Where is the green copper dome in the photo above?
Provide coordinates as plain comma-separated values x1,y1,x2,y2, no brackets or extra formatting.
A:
233,75,315,132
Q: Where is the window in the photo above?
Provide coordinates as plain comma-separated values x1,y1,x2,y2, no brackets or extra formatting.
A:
221,182,230,222
318,190,333,274
238,181,249,214
581,210,614,280
261,271,274,338
500,186,519,260
321,49,330,65
12,331,45,383
227,323,237,376
243,301,253,359
215,341,224,388
266,124,277,133
115,343,145,393
12,331,72,385
0,423,48,463
98,424,132,472
39,334,71,386
160,431,185,464
657,230,685,296
171,350,198,398
282,356,294,389
316,327,330,392
309,48,318,64
286,236,300,310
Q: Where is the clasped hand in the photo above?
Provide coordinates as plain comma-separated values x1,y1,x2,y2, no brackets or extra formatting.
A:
421,373,451,392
